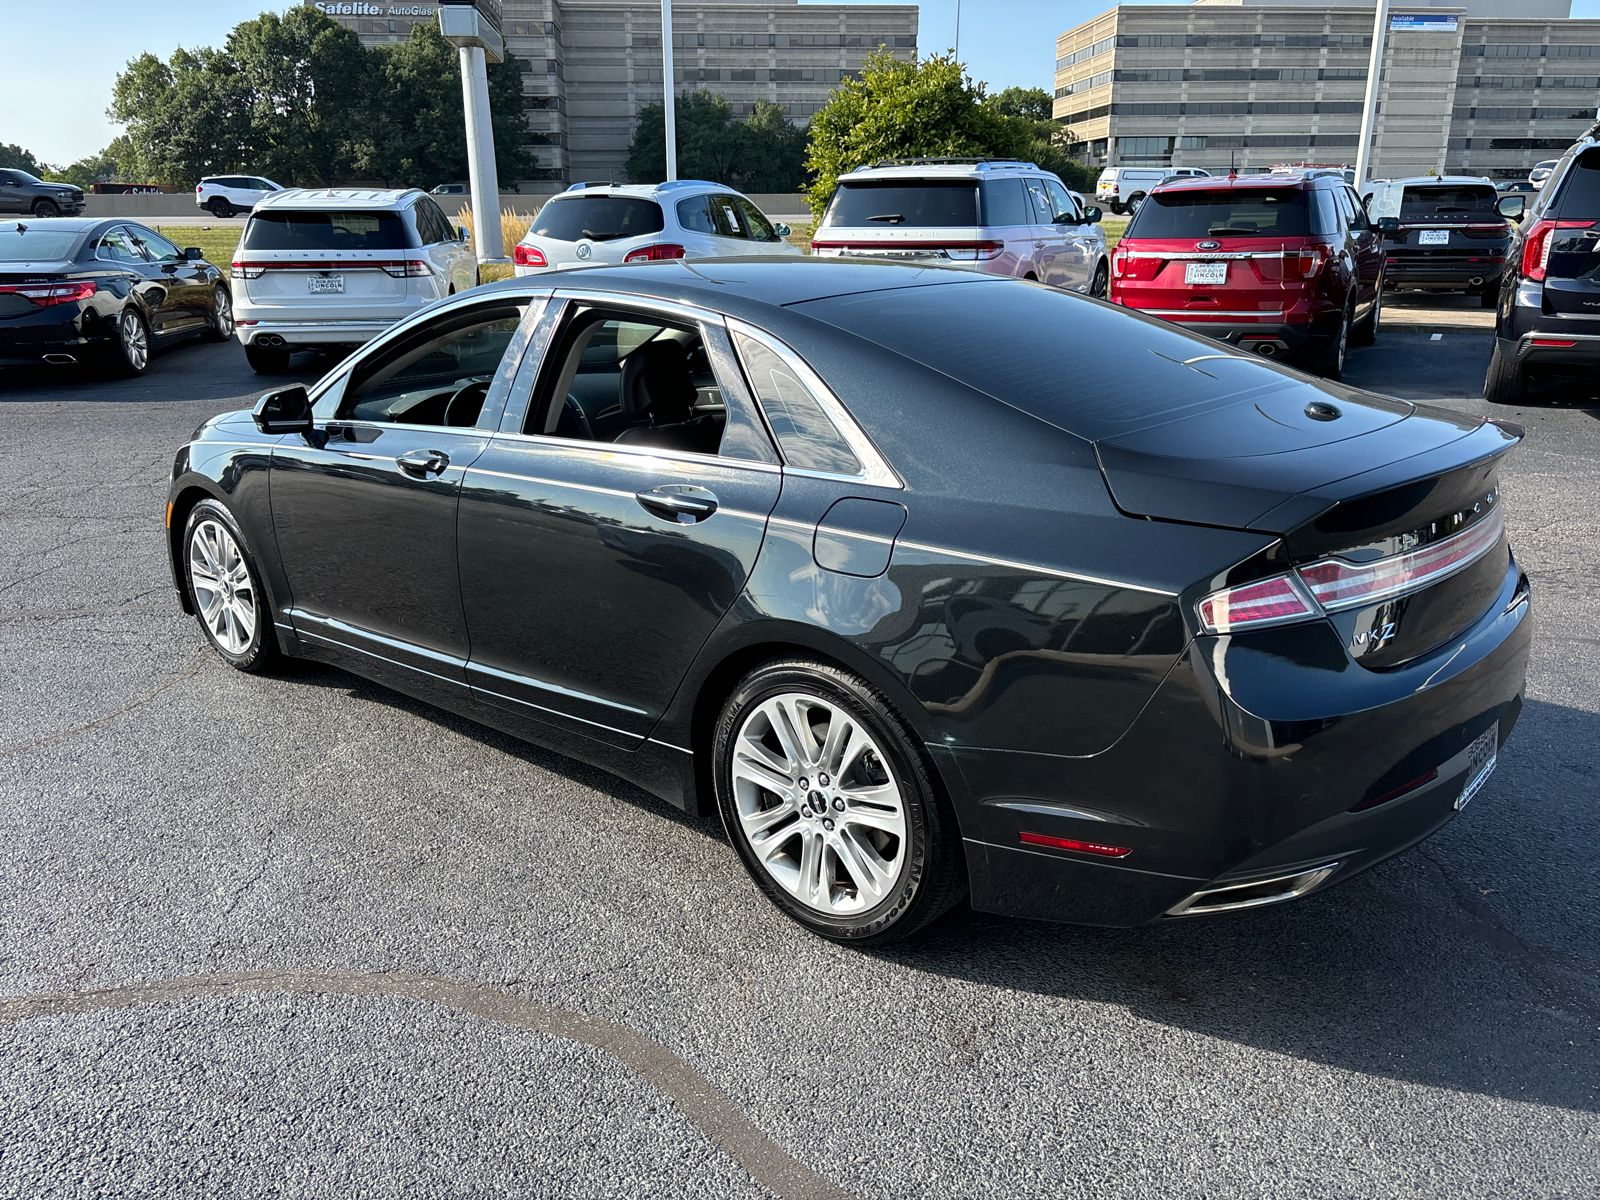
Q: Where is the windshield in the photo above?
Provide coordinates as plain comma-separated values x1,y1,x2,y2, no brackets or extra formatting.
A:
1126,188,1315,239
241,210,411,251
10,170,44,185
822,182,979,228
1398,185,1498,220
532,197,664,242
0,226,80,260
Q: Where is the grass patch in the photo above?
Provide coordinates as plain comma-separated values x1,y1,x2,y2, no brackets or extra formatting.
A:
158,226,242,278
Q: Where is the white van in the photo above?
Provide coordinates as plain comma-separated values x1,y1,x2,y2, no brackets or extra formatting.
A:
1096,167,1210,215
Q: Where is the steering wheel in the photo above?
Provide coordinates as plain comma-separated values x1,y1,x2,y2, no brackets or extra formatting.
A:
443,378,491,427
559,393,595,440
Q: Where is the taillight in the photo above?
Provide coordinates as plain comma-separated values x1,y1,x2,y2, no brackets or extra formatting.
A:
942,241,1005,262
623,243,686,262
1196,574,1319,634
1521,219,1594,282
232,261,263,279
1298,508,1505,612
195,185,203,194
381,259,432,277
1296,244,1329,279
513,243,546,267
0,280,97,307
1111,246,1128,278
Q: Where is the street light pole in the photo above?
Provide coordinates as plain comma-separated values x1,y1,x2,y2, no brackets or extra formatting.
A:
662,0,677,181
954,0,961,61
1353,0,1390,187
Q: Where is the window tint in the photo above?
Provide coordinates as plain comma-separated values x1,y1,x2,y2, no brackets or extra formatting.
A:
980,178,1031,227
1045,179,1080,223
242,210,411,251
1314,189,1341,234
1336,187,1367,230
676,195,717,234
424,199,458,240
412,203,444,244
1126,188,1315,239
732,331,861,476
1555,150,1600,218
712,195,749,238
532,196,665,242
341,306,526,425
1398,185,1498,220
734,196,779,242
97,228,144,263
127,227,181,262
822,182,979,228
0,226,78,260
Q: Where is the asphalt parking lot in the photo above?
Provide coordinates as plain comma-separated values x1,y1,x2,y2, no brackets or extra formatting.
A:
2,325,1597,1199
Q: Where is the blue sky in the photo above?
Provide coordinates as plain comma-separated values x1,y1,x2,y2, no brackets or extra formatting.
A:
5,0,1600,164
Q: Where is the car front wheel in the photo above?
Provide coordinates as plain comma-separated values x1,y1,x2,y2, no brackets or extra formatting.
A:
31,198,60,218
713,658,966,944
183,499,279,672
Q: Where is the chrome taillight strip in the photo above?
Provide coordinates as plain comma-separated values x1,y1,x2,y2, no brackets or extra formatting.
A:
1297,507,1506,613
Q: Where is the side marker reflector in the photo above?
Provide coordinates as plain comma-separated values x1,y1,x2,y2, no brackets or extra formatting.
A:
1020,831,1132,858
165,500,173,528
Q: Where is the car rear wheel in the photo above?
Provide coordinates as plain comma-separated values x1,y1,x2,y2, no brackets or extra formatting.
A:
31,198,60,219
245,343,291,374
109,308,150,377
713,658,966,945
1312,297,1353,380
1479,285,1501,310
1483,341,1529,405
183,499,279,673
1090,260,1110,299
208,197,233,218
1352,287,1380,346
202,286,233,342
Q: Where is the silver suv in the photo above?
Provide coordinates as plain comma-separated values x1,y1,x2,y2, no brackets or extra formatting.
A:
811,158,1111,297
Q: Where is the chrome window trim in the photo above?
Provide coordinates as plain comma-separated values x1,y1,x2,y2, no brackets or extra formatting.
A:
725,317,903,490
483,427,783,474
549,288,727,330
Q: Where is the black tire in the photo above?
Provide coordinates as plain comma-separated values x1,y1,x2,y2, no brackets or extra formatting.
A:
1089,260,1110,299
208,197,233,218
1352,286,1380,346
107,307,151,377
712,658,967,945
1110,201,1125,217
182,499,280,673
1127,192,1146,216
31,198,60,218
1483,340,1529,405
1479,286,1501,310
202,285,233,342
245,342,291,374
1311,296,1354,381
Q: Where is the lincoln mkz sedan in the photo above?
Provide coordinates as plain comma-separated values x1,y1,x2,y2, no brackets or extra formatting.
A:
164,260,1529,943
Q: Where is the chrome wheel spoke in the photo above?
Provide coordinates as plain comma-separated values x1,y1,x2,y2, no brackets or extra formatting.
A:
189,519,255,655
831,827,893,904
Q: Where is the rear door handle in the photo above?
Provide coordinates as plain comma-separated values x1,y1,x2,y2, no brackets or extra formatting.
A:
396,448,450,477
636,485,718,523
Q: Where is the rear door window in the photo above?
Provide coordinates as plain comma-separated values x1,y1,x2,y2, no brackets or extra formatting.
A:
1023,179,1054,224
1045,179,1080,223
531,196,665,242
1127,188,1315,239
242,210,411,251
1552,150,1600,218
822,181,979,228
711,195,750,239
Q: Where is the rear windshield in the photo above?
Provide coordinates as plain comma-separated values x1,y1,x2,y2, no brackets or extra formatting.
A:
1397,186,1498,220
0,227,80,260
532,196,664,242
1126,188,1316,239
242,210,411,251
822,181,979,228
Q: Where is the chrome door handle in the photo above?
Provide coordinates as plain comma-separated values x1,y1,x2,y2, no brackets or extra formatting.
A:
1034,240,1046,248
635,485,718,523
396,448,450,477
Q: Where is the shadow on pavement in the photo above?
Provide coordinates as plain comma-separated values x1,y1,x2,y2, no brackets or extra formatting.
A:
0,337,340,406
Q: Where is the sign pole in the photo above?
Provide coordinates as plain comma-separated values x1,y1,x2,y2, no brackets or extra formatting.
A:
1353,0,1389,187
662,0,677,181
438,1,509,264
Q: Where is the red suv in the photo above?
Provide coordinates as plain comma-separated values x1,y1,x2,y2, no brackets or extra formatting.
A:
1110,170,1386,379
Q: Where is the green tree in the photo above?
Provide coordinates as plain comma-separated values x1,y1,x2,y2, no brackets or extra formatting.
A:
983,87,1095,191
626,91,809,191
44,147,123,189
737,99,809,193
804,52,1023,218
0,144,47,175
110,47,253,185
985,85,1054,123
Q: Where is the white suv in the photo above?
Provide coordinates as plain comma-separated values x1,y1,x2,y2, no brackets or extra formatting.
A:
512,180,802,274
232,188,479,373
196,175,284,218
1096,167,1210,215
812,158,1111,297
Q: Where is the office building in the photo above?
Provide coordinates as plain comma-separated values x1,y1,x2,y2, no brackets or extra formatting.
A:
313,0,917,188
1054,0,1600,181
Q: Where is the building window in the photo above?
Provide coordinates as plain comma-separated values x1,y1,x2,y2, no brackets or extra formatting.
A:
1117,137,1172,158
1055,35,1115,72
1116,34,1181,48
1179,136,1207,150
1551,45,1600,58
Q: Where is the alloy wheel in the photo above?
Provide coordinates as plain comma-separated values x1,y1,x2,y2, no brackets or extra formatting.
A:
32,199,59,219
119,310,148,372
213,288,234,338
188,518,257,655
731,692,907,916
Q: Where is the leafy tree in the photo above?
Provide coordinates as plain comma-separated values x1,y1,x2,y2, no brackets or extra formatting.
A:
985,86,1054,123
804,52,1023,218
0,143,47,175
110,47,253,185
44,147,123,189
626,91,808,191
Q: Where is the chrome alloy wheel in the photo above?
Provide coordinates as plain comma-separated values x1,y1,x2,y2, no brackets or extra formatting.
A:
119,310,148,372
189,518,257,654
731,693,907,915
213,288,234,338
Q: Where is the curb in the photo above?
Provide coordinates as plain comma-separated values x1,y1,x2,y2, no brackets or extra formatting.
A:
1377,322,1492,336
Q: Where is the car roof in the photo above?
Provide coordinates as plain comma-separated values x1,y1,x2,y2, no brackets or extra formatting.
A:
254,188,423,210
3,217,113,234
1153,171,1328,193
841,160,1051,182
551,180,729,201
1363,175,1493,189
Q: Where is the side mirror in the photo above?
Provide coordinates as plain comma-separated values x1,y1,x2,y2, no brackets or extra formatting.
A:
1376,216,1400,233
252,385,313,435
774,222,791,237
1497,194,1526,221
1083,205,1103,224
184,246,204,260
458,225,471,240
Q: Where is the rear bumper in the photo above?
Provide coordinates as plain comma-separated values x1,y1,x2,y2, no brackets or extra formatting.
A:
0,306,111,366
233,317,404,347
944,553,1531,927
1384,259,1505,290
1496,285,1600,370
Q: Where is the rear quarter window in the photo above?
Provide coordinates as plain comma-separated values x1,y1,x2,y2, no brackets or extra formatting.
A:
1553,149,1600,219
822,181,979,228
980,178,1032,227
532,197,664,242
1126,188,1317,239
242,210,411,251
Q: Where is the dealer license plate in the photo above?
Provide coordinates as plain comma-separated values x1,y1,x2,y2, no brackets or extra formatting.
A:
1418,229,1450,246
1185,262,1228,285
1455,723,1498,811
308,274,345,294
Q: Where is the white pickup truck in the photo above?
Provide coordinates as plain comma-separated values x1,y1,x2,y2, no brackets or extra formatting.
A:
1095,167,1210,215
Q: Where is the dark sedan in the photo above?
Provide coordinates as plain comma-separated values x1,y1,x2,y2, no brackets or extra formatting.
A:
0,218,233,374
0,168,85,217
163,260,1530,943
